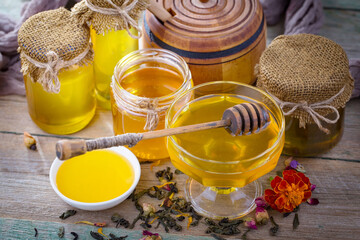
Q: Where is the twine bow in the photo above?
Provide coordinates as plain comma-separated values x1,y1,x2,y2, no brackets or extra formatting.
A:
138,98,160,131
267,86,345,134
22,46,91,94
85,0,142,39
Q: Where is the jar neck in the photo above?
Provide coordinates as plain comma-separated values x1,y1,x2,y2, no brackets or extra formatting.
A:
111,49,192,130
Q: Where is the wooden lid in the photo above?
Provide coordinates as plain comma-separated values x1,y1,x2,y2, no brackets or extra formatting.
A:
144,0,265,64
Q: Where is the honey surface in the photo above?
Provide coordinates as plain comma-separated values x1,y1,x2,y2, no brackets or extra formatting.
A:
24,64,96,134
56,150,134,203
91,28,138,109
112,67,185,160
167,95,283,187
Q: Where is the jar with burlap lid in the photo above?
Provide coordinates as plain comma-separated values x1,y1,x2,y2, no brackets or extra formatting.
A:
256,34,354,156
72,0,149,109
18,7,96,135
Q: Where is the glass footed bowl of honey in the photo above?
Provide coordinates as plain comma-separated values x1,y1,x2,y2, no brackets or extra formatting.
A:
166,81,285,219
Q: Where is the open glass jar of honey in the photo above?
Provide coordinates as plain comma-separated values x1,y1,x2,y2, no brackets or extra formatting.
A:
111,49,193,161
18,8,96,134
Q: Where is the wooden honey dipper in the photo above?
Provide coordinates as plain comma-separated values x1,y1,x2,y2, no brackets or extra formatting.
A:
56,103,270,160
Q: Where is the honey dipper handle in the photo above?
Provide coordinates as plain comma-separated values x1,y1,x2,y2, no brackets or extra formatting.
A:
55,120,230,160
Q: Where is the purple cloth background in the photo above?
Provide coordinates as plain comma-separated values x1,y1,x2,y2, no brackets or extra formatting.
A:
0,0,359,98
260,0,359,98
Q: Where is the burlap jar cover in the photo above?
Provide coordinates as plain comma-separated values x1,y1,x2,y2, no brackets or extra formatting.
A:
256,34,354,134
71,0,149,37
18,8,93,94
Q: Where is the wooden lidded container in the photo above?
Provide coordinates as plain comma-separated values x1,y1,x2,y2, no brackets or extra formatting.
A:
141,0,266,85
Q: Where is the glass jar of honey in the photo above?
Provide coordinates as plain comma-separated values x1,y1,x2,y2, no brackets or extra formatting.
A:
18,8,96,134
71,0,148,109
165,81,285,219
111,49,193,161
91,28,138,109
256,34,354,156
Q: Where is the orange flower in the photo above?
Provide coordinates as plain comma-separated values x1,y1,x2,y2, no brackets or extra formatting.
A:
264,170,312,213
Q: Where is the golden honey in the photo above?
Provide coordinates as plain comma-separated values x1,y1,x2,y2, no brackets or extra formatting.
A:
56,150,134,203
111,49,192,161
283,109,344,156
91,28,138,109
24,64,96,134
167,94,284,188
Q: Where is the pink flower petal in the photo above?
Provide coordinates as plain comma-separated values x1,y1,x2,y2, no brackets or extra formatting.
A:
311,184,316,192
307,198,319,205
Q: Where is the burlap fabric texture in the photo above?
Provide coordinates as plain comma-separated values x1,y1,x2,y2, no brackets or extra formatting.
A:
71,0,149,37
256,34,354,133
18,7,93,94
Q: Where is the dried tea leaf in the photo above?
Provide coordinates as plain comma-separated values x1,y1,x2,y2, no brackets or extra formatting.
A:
57,226,65,238
269,216,279,236
109,233,128,240
59,210,77,220
293,213,299,230
90,231,104,240
71,232,78,240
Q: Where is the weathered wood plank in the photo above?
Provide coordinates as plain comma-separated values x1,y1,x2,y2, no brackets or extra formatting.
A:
322,0,360,10
1,131,360,239
267,9,360,60
1,97,359,162
0,95,114,139
0,218,215,240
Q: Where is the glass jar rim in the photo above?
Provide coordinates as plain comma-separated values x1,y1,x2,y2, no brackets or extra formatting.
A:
166,81,285,165
112,48,192,109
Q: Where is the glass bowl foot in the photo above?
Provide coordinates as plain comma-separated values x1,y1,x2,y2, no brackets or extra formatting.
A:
185,178,262,219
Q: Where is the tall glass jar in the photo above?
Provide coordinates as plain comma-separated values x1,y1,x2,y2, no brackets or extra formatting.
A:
111,49,193,161
24,64,96,135
91,28,138,109
18,8,96,135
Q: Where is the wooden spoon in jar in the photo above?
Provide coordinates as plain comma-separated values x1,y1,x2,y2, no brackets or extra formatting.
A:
56,102,270,160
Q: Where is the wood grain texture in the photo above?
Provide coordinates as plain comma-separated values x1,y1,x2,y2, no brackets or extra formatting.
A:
1,2,360,239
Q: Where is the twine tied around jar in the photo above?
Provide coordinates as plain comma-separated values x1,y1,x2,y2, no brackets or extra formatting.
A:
84,0,142,38
137,98,163,131
21,46,91,93
266,86,345,134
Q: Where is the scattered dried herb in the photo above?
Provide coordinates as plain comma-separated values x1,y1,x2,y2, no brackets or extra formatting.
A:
111,213,130,228
24,132,37,150
109,233,128,240
205,218,242,236
57,226,65,238
71,232,78,240
210,233,227,240
59,210,77,220
90,231,104,240
269,216,279,236
307,198,319,205
75,221,106,227
174,169,183,175
293,213,299,230
34,228,38,237
283,212,292,218
241,229,250,240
